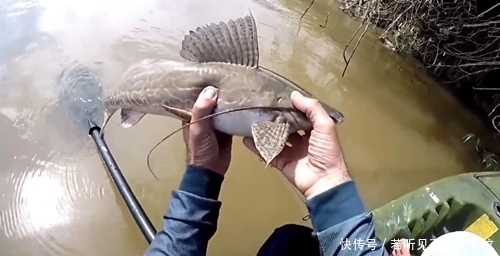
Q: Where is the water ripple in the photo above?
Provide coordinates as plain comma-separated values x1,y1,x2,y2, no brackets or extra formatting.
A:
1,153,106,238
0,61,108,254
3,166,72,239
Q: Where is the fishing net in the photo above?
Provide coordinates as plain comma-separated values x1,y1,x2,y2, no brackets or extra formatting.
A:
336,0,500,131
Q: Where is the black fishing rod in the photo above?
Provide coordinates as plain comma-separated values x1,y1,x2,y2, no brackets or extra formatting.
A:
59,63,155,244
87,120,157,244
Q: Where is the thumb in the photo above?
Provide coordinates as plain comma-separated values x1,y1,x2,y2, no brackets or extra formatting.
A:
291,91,334,134
190,86,218,133
192,86,218,120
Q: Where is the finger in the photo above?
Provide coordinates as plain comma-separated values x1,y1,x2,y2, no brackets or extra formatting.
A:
216,132,233,156
242,137,259,156
190,86,218,136
182,121,189,145
287,131,310,147
181,121,190,160
291,91,334,134
216,132,232,147
401,239,409,255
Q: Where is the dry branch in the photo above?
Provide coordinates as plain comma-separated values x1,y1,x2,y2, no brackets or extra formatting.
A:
337,0,500,131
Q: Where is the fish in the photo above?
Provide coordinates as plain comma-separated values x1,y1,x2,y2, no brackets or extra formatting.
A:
56,62,105,132
102,13,344,165
36,62,105,156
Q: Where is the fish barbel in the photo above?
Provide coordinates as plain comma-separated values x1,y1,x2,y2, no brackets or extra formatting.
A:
103,13,344,165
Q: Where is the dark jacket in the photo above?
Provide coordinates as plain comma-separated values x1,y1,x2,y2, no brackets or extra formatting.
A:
145,166,390,255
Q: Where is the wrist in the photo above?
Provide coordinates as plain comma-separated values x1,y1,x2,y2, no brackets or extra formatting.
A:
189,163,225,176
304,171,352,200
180,165,224,200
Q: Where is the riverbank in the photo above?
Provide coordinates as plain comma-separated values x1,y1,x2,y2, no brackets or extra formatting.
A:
332,0,500,134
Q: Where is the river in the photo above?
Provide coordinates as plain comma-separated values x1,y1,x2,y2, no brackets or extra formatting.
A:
0,0,497,255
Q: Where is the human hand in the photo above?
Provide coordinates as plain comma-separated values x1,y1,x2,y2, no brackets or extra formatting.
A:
243,91,350,199
391,239,410,256
182,86,233,176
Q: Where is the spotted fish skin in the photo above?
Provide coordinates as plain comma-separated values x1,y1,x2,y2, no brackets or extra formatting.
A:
103,13,344,165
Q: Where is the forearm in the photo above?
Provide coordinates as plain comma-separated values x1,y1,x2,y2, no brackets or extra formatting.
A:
306,181,390,255
146,165,224,256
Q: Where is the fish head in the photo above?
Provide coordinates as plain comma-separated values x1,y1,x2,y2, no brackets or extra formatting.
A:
319,101,344,124
269,93,311,132
56,62,106,132
273,91,344,128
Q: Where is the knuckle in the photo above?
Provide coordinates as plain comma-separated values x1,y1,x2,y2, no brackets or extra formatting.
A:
193,100,215,117
306,99,322,114
189,124,203,136
192,106,208,119
310,98,320,106
314,118,334,131
192,100,205,111
191,104,200,117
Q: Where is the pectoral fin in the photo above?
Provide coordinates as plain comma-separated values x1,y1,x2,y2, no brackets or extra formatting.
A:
161,104,192,121
120,109,146,128
102,109,117,130
251,119,290,167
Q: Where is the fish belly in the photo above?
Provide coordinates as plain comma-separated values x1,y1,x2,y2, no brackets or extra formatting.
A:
211,110,275,137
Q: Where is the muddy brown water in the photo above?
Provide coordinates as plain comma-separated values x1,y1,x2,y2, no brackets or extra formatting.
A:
0,0,497,255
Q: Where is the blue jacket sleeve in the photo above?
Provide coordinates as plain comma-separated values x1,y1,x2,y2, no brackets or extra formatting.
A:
306,181,391,255
145,165,224,256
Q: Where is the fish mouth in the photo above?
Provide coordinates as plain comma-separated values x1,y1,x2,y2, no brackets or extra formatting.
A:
320,102,344,124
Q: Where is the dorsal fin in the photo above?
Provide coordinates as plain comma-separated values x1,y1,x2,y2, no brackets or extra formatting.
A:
179,12,260,68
